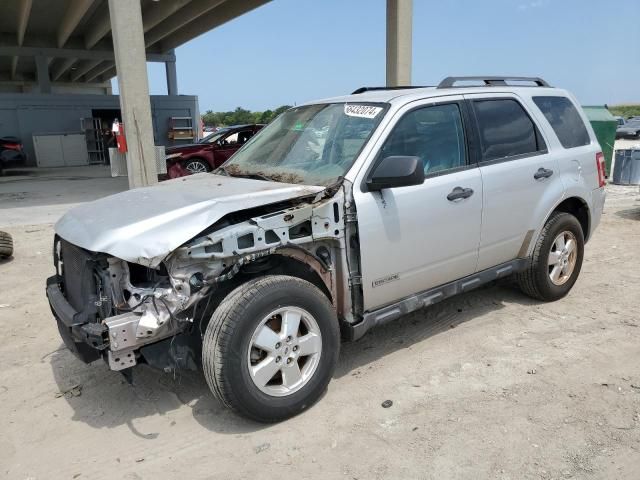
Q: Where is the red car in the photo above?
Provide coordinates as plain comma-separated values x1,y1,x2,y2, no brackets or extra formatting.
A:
165,124,264,178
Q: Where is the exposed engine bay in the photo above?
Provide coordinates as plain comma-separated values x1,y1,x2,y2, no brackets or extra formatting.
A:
50,183,361,373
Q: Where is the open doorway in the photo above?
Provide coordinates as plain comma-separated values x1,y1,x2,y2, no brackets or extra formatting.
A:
86,109,121,164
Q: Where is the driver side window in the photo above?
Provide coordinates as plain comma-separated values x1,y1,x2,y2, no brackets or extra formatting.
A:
382,103,467,175
223,132,239,145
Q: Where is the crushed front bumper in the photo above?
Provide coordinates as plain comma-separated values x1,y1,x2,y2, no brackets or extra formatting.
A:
46,275,144,370
46,275,107,364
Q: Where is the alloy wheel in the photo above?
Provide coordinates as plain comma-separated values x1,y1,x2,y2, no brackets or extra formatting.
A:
247,307,322,397
548,230,578,286
185,161,208,174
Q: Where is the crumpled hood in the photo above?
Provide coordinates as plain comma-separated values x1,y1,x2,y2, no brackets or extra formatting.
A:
55,173,324,267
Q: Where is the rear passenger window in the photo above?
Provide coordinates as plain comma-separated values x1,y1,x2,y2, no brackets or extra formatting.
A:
381,103,467,175
473,99,546,161
533,96,590,148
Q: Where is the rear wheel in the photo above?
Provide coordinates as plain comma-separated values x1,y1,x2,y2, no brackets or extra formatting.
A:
183,158,210,174
517,212,584,301
202,275,339,422
0,231,13,258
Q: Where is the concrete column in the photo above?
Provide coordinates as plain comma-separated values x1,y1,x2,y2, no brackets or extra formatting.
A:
165,52,178,95
386,0,412,86
35,55,51,93
108,0,158,188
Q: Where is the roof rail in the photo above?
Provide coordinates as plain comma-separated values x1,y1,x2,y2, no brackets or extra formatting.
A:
437,76,551,89
351,86,430,94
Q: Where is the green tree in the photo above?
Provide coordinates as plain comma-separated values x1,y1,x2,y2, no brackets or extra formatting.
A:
201,105,293,127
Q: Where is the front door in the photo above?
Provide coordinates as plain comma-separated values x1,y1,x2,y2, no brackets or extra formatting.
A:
353,98,483,311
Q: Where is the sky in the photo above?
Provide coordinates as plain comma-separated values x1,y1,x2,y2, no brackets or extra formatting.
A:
114,0,640,112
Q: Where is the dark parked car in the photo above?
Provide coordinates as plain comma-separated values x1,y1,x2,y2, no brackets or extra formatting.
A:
0,136,26,175
616,118,640,139
165,124,264,178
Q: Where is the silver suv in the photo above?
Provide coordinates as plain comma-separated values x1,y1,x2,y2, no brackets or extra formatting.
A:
47,76,607,422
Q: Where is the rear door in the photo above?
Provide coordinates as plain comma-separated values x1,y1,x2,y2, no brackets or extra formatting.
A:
464,93,565,271
353,97,484,311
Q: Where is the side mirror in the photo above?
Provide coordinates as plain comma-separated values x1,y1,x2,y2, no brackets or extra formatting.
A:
366,155,424,191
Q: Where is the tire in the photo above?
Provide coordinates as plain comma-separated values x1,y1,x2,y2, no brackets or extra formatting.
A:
0,231,13,258
517,212,584,301
183,158,210,174
202,275,339,422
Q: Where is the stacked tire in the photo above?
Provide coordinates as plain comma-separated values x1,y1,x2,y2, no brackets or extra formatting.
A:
0,231,13,258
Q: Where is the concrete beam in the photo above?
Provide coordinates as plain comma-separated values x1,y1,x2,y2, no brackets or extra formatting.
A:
35,55,51,93
58,0,95,47
10,57,19,81
98,66,117,82
51,57,78,81
386,0,412,86
16,0,32,46
84,0,193,50
165,56,178,95
0,78,109,87
144,0,227,48
70,59,102,82
84,4,112,49
109,0,158,188
84,61,113,82
142,0,194,32
157,0,271,51
0,46,174,62
11,0,33,79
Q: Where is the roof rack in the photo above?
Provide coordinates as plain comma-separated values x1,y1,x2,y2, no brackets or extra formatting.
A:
437,76,551,89
351,86,431,94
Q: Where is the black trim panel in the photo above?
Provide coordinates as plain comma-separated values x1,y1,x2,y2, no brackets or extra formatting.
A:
344,258,528,341
47,275,78,327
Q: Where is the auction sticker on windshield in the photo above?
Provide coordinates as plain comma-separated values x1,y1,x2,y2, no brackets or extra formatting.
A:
344,104,383,119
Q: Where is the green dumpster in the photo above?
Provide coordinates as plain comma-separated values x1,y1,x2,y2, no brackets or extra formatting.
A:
582,106,617,176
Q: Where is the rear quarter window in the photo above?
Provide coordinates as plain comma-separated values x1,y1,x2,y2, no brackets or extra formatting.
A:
533,96,591,149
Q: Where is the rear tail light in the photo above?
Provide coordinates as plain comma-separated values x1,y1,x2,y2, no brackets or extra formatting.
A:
3,143,21,151
596,152,606,188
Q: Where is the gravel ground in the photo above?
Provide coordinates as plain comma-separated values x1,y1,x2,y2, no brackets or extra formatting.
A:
0,183,639,480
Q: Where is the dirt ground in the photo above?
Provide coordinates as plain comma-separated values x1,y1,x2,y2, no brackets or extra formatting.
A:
0,181,639,480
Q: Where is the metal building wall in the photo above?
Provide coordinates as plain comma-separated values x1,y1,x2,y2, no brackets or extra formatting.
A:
0,94,199,167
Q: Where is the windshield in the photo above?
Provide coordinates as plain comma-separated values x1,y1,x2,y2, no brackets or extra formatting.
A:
219,103,387,185
198,128,230,144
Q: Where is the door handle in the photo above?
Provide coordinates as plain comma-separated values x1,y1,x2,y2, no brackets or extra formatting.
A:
447,186,474,201
534,167,554,180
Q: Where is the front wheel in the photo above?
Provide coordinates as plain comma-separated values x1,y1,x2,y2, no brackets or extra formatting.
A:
517,212,584,301
202,275,339,422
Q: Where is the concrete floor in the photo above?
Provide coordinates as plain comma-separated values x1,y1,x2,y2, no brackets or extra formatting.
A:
0,165,128,228
1,160,639,478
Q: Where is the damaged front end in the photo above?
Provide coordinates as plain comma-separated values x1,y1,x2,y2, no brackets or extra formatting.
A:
47,237,197,371
47,184,358,373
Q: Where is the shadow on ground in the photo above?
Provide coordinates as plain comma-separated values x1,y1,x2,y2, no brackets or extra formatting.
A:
0,169,34,177
615,206,640,221
49,280,539,434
